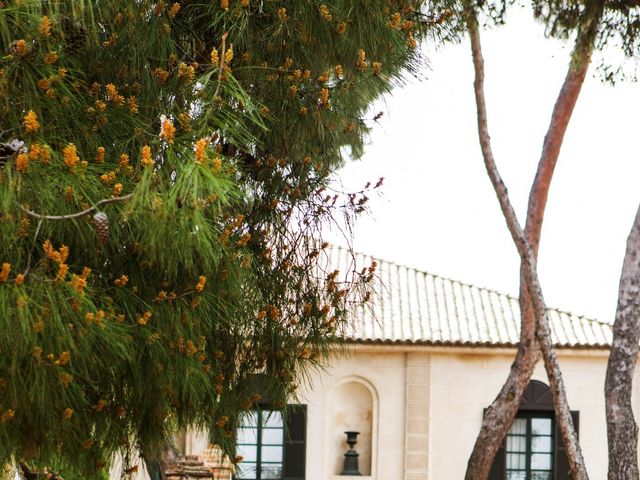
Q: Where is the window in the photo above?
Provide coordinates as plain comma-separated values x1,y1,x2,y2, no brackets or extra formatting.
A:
234,405,306,480
236,409,284,479
488,380,579,480
505,413,554,480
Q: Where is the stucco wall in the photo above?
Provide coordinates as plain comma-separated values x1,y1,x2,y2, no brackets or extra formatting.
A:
426,350,612,479
129,344,634,480
300,345,629,480
300,350,406,480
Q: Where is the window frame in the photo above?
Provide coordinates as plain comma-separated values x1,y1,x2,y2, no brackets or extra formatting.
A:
505,411,554,479
233,404,306,480
235,408,285,480
487,380,579,480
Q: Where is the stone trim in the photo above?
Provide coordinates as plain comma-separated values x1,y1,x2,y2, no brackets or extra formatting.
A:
404,353,431,480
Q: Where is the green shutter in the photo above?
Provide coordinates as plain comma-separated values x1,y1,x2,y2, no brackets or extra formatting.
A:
554,411,579,480
283,404,306,480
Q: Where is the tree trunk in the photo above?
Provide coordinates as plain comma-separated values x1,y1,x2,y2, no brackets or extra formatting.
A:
143,439,182,480
462,4,601,478
605,204,640,479
535,292,588,479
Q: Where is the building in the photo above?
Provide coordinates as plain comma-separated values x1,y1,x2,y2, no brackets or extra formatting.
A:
142,250,620,480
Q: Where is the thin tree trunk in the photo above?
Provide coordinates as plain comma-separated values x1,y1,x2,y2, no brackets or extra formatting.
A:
143,438,182,480
534,291,587,479
605,204,640,479
462,4,600,478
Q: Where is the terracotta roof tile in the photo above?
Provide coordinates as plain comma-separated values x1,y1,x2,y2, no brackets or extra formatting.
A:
328,246,612,348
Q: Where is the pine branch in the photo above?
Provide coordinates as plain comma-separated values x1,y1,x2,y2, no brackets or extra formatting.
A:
23,218,43,277
214,32,229,101
20,194,133,221
0,0,423,470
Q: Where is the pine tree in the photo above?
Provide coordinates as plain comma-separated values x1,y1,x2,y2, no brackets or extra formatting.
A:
0,0,429,477
423,0,640,477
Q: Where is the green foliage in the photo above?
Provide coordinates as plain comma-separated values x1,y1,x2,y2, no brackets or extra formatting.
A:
0,0,429,476
429,0,640,80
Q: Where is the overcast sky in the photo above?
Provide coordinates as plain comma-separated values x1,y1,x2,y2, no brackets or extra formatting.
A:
332,6,640,323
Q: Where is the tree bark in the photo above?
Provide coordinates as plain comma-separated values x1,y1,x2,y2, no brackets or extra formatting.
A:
463,4,600,478
605,204,640,479
143,441,182,480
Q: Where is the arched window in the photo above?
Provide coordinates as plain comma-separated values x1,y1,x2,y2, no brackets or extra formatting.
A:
489,380,579,480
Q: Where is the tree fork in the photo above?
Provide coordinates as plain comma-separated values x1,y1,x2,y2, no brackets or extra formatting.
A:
605,204,640,479
463,4,600,478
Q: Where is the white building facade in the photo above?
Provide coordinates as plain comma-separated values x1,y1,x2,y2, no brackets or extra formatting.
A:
157,251,623,480
300,344,617,480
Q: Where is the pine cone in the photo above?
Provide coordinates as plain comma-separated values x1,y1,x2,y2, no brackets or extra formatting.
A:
93,211,109,244
61,16,87,53
0,139,24,169
7,41,19,56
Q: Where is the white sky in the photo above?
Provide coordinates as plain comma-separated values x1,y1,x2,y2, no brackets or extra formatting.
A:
332,5,640,323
